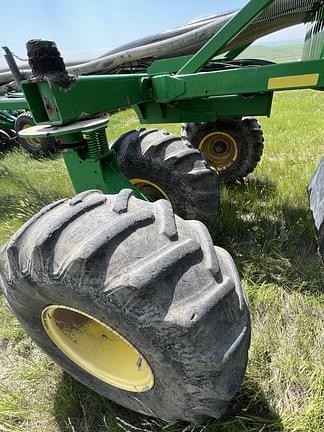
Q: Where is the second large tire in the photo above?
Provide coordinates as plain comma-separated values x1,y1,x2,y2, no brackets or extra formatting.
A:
111,128,220,231
0,189,251,423
182,118,264,183
308,158,324,259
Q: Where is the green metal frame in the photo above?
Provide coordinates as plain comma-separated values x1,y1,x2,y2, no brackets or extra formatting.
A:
10,0,324,199
176,0,274,75
61,121,147,200
0,94,29,133
0,109,17,130
0,97,28,110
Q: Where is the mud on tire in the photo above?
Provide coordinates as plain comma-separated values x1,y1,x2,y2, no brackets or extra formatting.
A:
0,189,250,423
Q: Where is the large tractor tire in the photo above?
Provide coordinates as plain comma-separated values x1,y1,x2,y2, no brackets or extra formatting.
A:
15,112,57,157
0,189,251,423
112,128,220,231
182,118,264,183
308,159,324,259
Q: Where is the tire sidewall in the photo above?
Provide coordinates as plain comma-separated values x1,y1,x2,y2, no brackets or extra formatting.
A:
118,156,206,219
113,129,220,227
7,275,187,420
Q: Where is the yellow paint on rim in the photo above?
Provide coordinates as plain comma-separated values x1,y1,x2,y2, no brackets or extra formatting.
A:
131,178,169,201
199,131,238,171
268,73,319,90
22,123,42,147
41,305,154,392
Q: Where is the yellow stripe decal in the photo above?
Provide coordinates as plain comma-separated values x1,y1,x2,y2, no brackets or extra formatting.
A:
268,74,319,90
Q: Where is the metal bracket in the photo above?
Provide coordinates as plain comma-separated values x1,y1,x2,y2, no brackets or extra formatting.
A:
18,117,109,139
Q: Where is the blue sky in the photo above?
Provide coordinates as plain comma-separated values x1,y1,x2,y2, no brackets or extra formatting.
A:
0,0,305,68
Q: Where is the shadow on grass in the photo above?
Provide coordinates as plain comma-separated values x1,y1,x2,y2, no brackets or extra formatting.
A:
213,177,323,294
0,148,17,160
228,177,277,199
53,373,283,432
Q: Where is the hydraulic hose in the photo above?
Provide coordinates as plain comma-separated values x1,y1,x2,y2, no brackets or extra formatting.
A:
0,0,321,85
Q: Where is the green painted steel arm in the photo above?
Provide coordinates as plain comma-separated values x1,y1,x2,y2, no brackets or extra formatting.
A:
22,74,151,124
0,110,17,129
23,58,324,125
176,0,274,75
0,97,28,110
152,59,324,102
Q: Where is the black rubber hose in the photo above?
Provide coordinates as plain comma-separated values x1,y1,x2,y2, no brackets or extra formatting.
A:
0,0,321,85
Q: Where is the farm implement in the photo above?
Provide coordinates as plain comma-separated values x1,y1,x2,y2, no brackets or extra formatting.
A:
0,0,323,424
0,93,56,156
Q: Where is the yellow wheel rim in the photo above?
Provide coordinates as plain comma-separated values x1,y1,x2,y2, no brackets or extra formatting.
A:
41,305,154,392
199,131,238,171
131,178,169,201
22,123,42,148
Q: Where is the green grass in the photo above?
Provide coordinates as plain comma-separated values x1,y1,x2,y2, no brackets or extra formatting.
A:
0,89,323,432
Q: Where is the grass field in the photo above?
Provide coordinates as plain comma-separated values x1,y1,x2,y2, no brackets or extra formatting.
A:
0,89,323,432
240,44,302,63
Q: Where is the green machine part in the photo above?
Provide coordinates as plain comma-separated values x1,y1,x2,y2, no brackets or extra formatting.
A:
0,97,28,110
0,109,17,130
0,95,29,133
17,0,324,198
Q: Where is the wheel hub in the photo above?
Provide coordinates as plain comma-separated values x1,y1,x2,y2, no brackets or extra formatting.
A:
41,305,154,392
213,141,228,154
199,131,238,170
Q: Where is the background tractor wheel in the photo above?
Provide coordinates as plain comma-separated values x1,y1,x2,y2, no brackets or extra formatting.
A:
112,128,220,231
15,112,57,157
182,118,264,183
0,189,251,423
0,128,18,152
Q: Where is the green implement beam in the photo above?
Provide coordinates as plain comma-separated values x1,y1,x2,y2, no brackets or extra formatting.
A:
0,97,28,110
0,110,17,129
20,58,324,126
21,74,151,124
176,0,274,75
134,93,273,123
152,59,324,102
